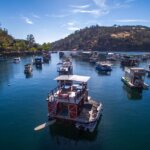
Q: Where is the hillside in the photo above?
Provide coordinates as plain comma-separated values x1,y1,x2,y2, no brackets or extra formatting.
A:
51,25,150,51
0,28,14,51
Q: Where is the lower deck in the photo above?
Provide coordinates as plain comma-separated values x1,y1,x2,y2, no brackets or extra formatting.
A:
51,99,102,124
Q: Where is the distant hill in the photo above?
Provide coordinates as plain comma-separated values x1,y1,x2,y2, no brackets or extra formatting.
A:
51,25,150,51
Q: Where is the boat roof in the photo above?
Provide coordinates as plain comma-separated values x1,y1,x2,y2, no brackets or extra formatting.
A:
82,51,92,54
130,67,145,71
125,67,146,74
55,75,90,82
25,63,31,66
97,62,112,66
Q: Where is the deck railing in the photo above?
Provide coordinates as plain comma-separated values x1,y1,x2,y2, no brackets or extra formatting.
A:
48,86,87,103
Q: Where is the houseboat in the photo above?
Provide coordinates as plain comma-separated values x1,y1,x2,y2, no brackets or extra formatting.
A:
96,62,112,72
89,52,99,64
33,57,43,67
121,67,149,89
13,57,21,63
43,52,51,63
89,57,98,64
145,64,150,76
121,56,139,67
106,53,118,61
59,51,65,58
57,58,73,75
80,52,92,61
24,64,33,74
46,75,103,132
70,51,79,58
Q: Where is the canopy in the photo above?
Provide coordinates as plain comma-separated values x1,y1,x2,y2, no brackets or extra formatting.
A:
55,75,90,82
125,67,146,75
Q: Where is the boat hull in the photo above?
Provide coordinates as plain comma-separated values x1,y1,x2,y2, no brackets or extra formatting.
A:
96,66,112,72
121,77,149,90
48,101,103,132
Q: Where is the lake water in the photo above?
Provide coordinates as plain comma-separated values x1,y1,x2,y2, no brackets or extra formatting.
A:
0,53,150,150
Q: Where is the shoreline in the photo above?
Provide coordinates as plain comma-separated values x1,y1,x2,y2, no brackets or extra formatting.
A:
1,49,150,57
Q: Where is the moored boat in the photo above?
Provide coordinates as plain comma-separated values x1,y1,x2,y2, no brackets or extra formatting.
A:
145,64,150,77
121,55,139,67
96,62,112,72
80,52,92,61
106,53,118,61
33,57,43,67
43,52,51,63
13,57,21,63
46,75,103,132
24,63,33,74
89,56,98,64
121,67,149,89
57,58,73,75
59,51,64,58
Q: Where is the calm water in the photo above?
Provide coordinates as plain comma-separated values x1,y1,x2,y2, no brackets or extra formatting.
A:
0,53,150,150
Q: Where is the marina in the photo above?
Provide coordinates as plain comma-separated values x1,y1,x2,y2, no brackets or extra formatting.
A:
0,52,150,150
1,0,150,149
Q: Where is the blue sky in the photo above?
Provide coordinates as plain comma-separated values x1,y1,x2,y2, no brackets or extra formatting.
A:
0,0,150,44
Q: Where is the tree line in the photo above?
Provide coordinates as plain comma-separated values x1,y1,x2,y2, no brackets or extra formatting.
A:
0,24,51,53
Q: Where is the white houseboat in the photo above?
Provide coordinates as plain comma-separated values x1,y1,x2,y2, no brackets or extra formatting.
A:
122,67,149,89
13,57,21,63
57,58,73,75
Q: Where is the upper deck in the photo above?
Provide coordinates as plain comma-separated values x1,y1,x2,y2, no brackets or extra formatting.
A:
47,75,90,104
125,67,146,75
48,83,87,104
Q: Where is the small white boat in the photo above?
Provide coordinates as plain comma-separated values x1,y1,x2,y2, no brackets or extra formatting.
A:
96,62,112,72
13,57,21,63
57,58,73,75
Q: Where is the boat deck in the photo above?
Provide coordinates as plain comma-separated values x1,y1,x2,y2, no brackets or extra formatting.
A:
48,84,87,104
55,100,102,123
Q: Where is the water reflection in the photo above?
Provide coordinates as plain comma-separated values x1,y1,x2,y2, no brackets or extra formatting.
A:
97,71,111,76
25,73,33,79
35,65,42,70
48,120,101,146
123,85,142,100
0,61,15,88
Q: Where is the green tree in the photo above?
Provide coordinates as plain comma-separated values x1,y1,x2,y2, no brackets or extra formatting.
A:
29,47,36,51
27,34,35,48
13,40,27,51
42,42,51,50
